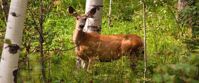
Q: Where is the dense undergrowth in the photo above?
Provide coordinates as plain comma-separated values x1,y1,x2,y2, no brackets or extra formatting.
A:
0,0,199,83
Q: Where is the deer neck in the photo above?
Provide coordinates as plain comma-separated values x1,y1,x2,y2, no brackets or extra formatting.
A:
73,29,85,46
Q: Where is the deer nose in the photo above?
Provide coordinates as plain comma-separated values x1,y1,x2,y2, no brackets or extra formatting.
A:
79,25,85,29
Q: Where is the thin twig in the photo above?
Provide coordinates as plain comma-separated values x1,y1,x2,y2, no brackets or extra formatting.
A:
142,0,147,83
108,0,112,28
39,0,46,82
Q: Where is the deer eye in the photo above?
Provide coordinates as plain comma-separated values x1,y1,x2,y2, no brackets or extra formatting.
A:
76,16,80,20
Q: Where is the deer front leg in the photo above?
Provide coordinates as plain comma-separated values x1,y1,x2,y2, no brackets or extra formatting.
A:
86,57,95,72
129,52,138,69
75,48,89,69
76,56,89,70
76,57,84,69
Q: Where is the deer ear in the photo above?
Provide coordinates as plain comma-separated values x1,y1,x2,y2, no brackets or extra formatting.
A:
86,7,97,17
68,6,78,17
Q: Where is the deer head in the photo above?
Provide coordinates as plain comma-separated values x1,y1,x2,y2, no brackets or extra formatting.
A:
68,6,97,30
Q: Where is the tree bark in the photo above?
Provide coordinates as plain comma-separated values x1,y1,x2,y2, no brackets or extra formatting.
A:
84,0,103,33
0,0,28,83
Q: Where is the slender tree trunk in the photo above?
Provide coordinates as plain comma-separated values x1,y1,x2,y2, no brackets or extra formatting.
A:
84,0,103,33
1,0,9,21
0,0,28,83
142,0,147,83
39,0,46,82
108,0,112,28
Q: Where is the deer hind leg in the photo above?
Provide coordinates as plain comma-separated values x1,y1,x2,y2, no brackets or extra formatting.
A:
129,49,144,69
129,52,138,69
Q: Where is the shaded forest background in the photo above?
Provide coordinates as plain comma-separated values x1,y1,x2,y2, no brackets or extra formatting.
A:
0,0,199,83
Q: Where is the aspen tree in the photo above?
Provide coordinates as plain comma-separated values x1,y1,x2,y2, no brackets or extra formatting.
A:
0,0,28,83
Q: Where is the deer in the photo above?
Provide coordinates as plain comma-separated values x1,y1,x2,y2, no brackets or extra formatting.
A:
68,6,144,71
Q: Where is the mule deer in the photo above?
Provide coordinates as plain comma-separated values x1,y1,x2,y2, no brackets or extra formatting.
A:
68,6,144,71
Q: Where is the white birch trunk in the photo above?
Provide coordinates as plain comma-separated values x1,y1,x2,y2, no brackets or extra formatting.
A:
84,0,103,33
0,0,28,83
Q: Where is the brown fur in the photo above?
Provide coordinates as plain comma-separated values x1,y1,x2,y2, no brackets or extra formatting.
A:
68,6,143,70
76,32,143,61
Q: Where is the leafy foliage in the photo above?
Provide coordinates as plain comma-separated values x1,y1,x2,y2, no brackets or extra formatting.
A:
0,0,198,82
